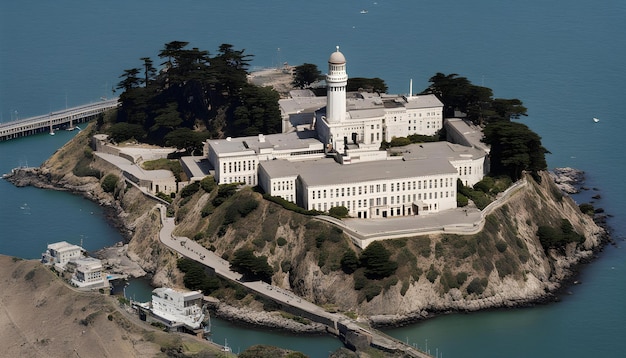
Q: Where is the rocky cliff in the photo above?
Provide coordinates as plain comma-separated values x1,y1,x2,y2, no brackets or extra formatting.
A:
5,125,608,328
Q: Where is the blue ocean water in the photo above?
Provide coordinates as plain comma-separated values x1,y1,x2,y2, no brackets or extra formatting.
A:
1,1,624,357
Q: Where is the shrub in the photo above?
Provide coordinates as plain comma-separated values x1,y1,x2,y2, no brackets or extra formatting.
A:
329,206,349,218
200,176,216,192
340,250,359,274
363,283,382,302
73,156,101,178
466,277,487,295
579,203,595,216
230,248,273,283
101,174,119,193
389,137,411,147
495,240,508,253
180,182,200,198
360,242,397,279
473,176,495,193
495,258,515,278
426,264,439,283
156,192,173,204
537,218,584,250
200,202,214,217
262,194,321,216
353,271,367,290
457,193,469,207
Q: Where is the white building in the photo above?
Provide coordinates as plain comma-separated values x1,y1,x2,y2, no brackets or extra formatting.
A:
282,46,444,158
259,157,458,218
66,257,108,289
206,131,324,185
205,47,489,218
149,288,206,331
401,141,488,187
41,241,83,268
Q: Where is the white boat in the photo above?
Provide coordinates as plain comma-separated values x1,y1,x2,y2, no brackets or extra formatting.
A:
360,9,368,14
593,117,600,123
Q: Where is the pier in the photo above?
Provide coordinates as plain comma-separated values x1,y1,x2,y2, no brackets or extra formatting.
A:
0,98,119,141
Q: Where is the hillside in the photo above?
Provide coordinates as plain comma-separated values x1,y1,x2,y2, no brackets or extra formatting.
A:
5,123,607,328
0,255,227,358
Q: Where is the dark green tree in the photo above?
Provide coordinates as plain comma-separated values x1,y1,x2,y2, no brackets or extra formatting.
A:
164,128,207,155
292,63,322,88
359,241,398,279
347,77,388,93
231,85,281,136
140,57,157,86
117,68,142,92
231,248,273,283
340,250,359,274
482,121,548,180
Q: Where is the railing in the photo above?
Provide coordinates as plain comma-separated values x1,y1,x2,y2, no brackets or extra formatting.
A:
0,98,119,141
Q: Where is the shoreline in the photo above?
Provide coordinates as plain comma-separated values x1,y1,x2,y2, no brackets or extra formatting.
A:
3,165,614,332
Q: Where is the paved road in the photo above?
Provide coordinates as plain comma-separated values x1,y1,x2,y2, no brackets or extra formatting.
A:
156,204,432,357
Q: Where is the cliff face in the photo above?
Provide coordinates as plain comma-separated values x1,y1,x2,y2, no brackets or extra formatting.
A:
6,126,606,324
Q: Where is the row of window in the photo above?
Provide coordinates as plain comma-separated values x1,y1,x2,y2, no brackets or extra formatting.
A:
311,178,454,199
222,159,257,174
223,175,255,185
311,191,451,212
272,180,294,192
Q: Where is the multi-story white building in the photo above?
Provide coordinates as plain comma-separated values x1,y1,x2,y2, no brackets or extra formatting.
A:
259,157,458,218
205,47,489,218
67,257,108,289
150,287,206,331
42,241,83,268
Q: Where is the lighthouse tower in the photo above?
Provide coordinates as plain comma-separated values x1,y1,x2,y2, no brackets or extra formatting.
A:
326,46,347,123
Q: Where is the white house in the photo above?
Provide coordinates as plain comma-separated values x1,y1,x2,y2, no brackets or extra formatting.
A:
67,257,108,289
42,241,83,268
149,288,206,331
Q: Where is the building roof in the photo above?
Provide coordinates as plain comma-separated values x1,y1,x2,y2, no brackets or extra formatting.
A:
208,131,322,157
71,257,102,270
153,287,203,301
47,241,81,253
404,94,444,109
445,118,490,153
260,157,457,187
329,48,346,64
400,141,486,162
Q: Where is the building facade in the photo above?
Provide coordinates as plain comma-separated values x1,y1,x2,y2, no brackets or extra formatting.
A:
150,288,206,331
42,241,83,268
205,48,489,219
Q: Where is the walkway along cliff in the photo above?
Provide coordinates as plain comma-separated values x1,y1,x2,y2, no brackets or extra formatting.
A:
3,123,609,354
156,203,433,357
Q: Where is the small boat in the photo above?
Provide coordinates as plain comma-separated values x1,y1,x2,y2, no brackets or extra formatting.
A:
360,9,368,14
593,117,600,123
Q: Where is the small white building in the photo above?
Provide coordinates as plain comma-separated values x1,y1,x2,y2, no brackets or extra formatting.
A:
149,288,206,331
41,241,83,268
66,257,108,289
206,131,324,185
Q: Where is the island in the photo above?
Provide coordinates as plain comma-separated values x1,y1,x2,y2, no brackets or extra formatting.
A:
3,42,609,357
